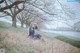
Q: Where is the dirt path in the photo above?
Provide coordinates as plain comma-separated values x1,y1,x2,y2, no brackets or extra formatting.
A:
0,30,80,53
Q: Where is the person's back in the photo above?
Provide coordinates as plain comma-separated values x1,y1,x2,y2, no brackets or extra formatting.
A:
29,27,35,36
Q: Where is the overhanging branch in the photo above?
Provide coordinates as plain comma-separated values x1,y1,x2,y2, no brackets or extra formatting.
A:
0,1,25,12
27,2,56,16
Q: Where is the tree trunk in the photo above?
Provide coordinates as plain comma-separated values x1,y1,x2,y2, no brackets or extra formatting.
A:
21,17,24,28
12,16,17,27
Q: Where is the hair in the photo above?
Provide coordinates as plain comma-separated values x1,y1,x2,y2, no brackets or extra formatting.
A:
30,22,38,29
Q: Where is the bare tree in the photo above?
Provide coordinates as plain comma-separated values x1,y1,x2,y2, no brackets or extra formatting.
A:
17,5,47,28
0,0,76,28
17,9,30,28
0,0,30,27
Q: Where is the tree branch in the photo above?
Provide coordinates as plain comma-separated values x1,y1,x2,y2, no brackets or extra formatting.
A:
27,2,56,16
0,1,25,12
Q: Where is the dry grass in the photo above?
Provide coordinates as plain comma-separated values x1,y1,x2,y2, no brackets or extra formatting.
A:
0,30,80,53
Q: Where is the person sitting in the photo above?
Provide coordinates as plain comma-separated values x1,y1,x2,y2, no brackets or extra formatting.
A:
28,23,41,39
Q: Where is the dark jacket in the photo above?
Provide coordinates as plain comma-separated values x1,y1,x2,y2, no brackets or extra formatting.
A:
29,27,35,36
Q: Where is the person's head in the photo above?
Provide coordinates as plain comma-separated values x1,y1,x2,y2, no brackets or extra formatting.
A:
30,22,38,29
33,23,38,29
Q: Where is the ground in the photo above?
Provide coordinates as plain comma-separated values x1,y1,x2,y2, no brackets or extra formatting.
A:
0,30,80,53
0,21,80,53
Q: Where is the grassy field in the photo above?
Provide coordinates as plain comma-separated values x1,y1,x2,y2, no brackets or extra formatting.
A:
0,21,27,32
0,21,80,48
55,36,80,48
0,21,29,53
0,21,80,53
